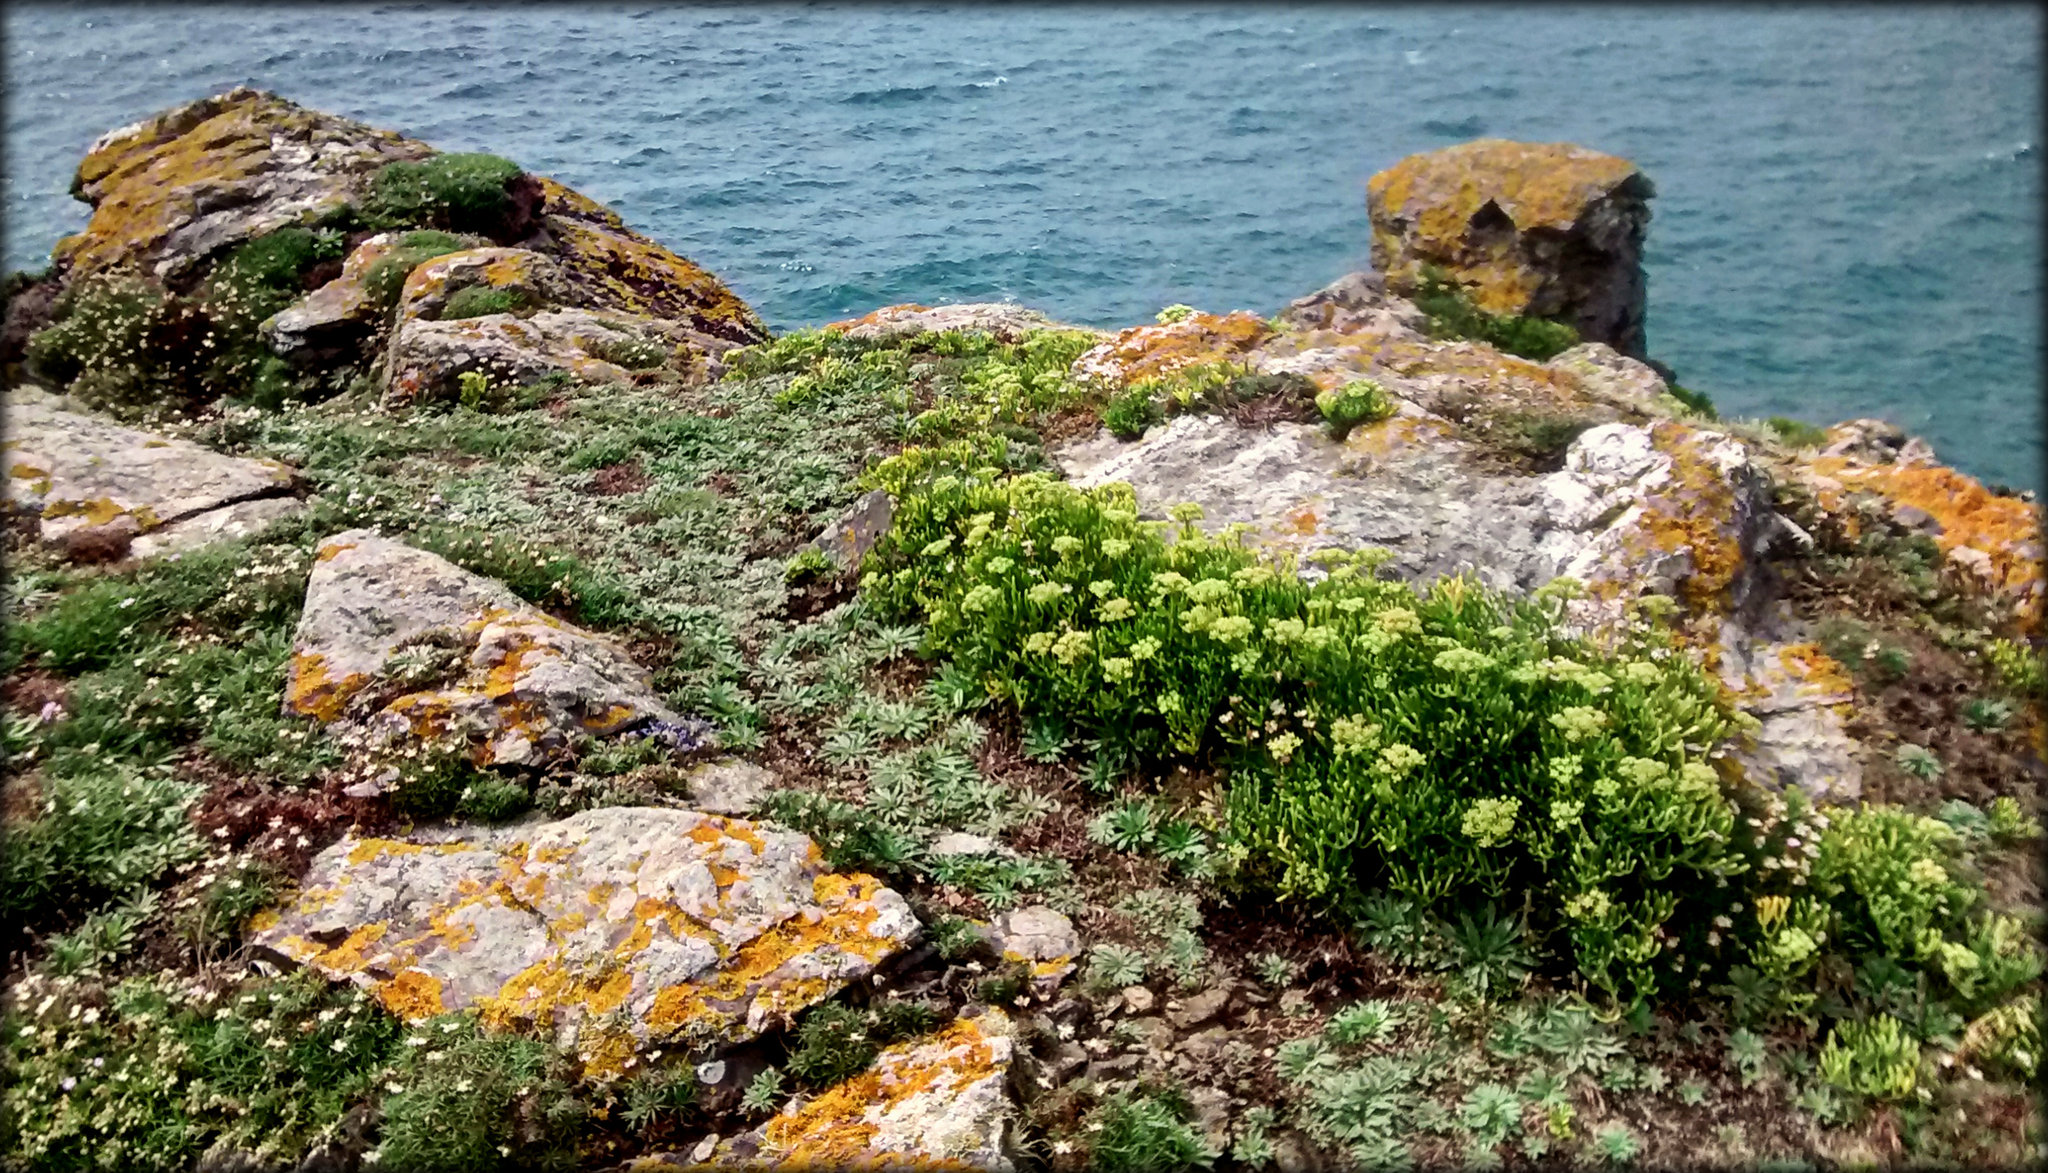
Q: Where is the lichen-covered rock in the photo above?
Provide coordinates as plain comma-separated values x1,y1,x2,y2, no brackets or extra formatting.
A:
383,306,673,405
393,246,573,323
808,489,896,573
987,905,1080,993
826,302,1085,344
1273,269,1430,341
669,1009,1014,1171
1718,631,1863,801
1366,139,1654,355
683,759,776,817
56,87,431,281
1071,310,1271,388
286,529,682,764
260,233,402,363
531,176,768,350
3,385,301,559
1795,447,2044,627
248,806,919,1075
1535,421,1776,622
1055,412,1570,593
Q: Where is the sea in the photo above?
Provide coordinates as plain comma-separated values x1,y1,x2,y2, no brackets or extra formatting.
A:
4,4,2040,489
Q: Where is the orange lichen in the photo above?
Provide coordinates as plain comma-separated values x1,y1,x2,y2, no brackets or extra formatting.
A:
534,176,767,345
1776,642,1854,698
1625,423,1745,612
1366,139,1641,317
1074,311,1271,388
757,1014,1005,1169
315,540,357,562
288,651,370,723
824,304,934,333
377,969,447,1020
41,497,131,527
1807,456,2044,620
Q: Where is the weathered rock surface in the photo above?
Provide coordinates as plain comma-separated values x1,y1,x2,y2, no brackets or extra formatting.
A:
1367,139,1654,355
667,1009,1014,1171
827,301,1082,344
986,904,1081,993
1072,310,1272,388
286,529,681,765
259,233,405,364
807,488,896,573
379,246,730,403
249,806,919,1073
55,87,432,281
3,385,301,559
682,759,776,817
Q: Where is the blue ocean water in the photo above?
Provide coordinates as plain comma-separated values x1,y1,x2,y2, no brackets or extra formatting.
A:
4,5,2040,488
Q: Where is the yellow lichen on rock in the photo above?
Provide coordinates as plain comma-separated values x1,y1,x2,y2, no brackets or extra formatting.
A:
1071,310,1270,388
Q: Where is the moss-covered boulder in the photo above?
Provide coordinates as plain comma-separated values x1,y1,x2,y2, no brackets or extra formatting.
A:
1366,139,1653,357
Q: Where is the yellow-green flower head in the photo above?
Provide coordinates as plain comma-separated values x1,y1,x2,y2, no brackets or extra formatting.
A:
961,584,1001,613
922,535,955,557
1129,636,1163,661
1088,579,1118,599
1331,715,1381,757
1208,615,1255,644
931,474,961,495
1576,670,1614,695
1299,625,1337,650
1591,776,1620,799
1433,647,1495,674
1533,575,1585,602
1232,565,1277,589
1907,857,1949,889
1622,661,1664,687
1772,926,1819,965
1462,797,1520,847
1936,941,1980,979
1374,607,1421,634
1027,581,1070,606
1168,502,1206,523
1617,757,1670,786
1103,656,1134,683
1052,628,1092,665
1336,596,1369,615
1101,538,1132,559
1550,799,1584,829
1051,534,1084,557
985,556,1015,575
1676,762,1719,795
1151,571,1192,596
1565,889,1611,920
1229,648,1261,673
1265,617,1306,644
1185,578,1235,606
1024,631,1057,655
1549,706,1608,742
1099,597,1136,622
1377,743,1425,776
1158,690,1183,714
1268,731,1304,763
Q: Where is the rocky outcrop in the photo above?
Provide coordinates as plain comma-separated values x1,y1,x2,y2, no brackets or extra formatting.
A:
248,806,920,1074
664,1009,1015,1171
286,529,685,766
827,302,1082,344
55,87,431,282
1366,139,1653,356
259,232,408,364
3,385,302,561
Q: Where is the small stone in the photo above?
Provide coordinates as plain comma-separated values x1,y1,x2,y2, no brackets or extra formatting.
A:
929,831,1001,858
806,488,896,573
1166,985,1232,1031
1120,986,1156,1015
685,759,773,816
696,1060,727,1086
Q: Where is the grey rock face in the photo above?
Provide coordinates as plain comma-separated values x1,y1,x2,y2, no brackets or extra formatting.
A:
807,488,895,573
250,806,920,1066
832,302,1086,344
3,386,301,559
286,529,684,765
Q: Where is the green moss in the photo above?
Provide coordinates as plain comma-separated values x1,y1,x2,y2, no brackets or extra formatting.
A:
441,284,533,320
364,231,475,309
364,152,524,236
1412,266,1580,361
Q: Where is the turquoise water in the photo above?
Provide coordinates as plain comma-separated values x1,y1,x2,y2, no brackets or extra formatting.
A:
5,5,2040,488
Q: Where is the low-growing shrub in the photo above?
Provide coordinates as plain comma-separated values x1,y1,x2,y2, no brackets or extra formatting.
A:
363,230,474,309
584,331,671,371
23,269,172,408
1,764,202,943
863,468,1742,1005
440,284,533,320
1314,378,1394,442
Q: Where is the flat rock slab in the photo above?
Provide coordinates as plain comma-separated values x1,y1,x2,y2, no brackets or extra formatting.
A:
287,529,684,765
670,1009,1014,1171
827,301,1086,344
249,806,919,1074
3,386,301,557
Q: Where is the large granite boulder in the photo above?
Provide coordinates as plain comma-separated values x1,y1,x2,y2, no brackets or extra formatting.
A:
53,87,431,282
1366,139,1654,356
3,386,302,561
286,529,685,766
248,806,920,1075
